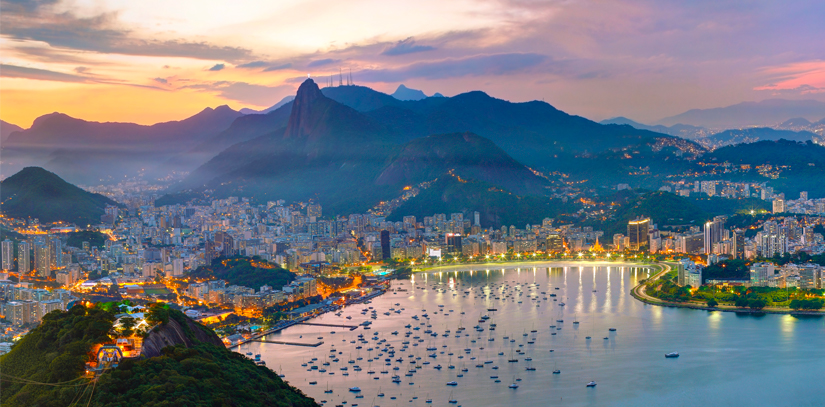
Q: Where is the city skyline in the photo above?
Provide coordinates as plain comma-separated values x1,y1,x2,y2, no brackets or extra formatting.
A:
2,0,825,127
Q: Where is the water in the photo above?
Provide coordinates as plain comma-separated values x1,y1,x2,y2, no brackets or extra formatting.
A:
238,262,825,406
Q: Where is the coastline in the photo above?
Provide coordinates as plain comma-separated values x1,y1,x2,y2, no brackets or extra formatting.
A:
414,259,654,273
630,262,825,316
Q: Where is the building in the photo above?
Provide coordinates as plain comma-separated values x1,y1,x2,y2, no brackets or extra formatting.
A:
676,259,703,287
546,234,564,252
380,230,390,261
703,216,725,254
731,229,745,260
35,242,52,277
1,240,12,271
798,265,822,289
445,233,462,254
307,203,322,220
773,198,785,214
627,218,650,251
750,263,775,287
18,241,30,274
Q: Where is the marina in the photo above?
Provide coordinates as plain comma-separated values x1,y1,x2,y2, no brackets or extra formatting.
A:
238,262,825,406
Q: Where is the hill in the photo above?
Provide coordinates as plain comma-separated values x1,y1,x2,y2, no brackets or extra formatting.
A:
599,117,707,140
376,132,550,195
700,127,815,149
188,257,296,291
0,305,317,407
656,99,825,128
239,95,295,114
2,106,243,184
0,167,119,225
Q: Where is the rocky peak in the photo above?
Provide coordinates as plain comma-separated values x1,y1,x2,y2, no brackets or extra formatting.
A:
285,78,324,138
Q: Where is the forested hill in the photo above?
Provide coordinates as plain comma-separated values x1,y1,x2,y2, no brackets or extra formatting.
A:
0,305,317,407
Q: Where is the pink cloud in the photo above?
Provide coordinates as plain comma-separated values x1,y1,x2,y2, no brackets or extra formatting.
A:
755,60,825,93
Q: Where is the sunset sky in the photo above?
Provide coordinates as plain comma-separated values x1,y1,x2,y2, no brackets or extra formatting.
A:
1,0,824,127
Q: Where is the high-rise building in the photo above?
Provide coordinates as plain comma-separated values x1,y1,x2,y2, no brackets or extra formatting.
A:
772,198,785,214
627,218,650,251
18,241,31,274
446,233,463,254
35,243,52,277
750,263,775,286
1,240,12,271
473,212,481,227
800,191,808,201
380,230,390,261
214,231,235,257
307,203,322,220
546,234,564,252
703,216,725,254
732,229,745,259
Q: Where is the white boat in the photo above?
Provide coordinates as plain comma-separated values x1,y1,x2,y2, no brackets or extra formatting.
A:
446,381,458,386
665,351,680,358
349,386,361,392
586,381,597,387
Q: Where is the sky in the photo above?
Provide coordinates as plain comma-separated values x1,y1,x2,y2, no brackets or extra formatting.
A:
1,0,824,127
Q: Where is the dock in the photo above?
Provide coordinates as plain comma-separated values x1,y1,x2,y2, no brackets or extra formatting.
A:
298,322,360,330
251,340,324,347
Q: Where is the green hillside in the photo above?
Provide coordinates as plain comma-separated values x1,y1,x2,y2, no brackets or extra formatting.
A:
188,256,296,290
0,167,119,225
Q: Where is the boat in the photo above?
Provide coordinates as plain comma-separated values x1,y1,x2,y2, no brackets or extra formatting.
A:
553,369,561,374
349,387,362,392
446,381,458,386
665,352,680,358
586,381,597,387
509,383,519,389
609,328,617,332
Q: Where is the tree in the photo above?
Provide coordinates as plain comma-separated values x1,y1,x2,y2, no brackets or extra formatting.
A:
735,297,749,308
748,298,767,310
706,298,718,308
118,316,137,337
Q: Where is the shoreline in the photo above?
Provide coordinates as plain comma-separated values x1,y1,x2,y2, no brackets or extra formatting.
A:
415,259,655,273
630,263,825,316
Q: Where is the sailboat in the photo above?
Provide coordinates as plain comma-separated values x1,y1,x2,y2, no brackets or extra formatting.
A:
324,382,332,393
448,390,458,404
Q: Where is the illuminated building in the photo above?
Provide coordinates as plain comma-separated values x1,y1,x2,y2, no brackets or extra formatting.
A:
627,218,650,251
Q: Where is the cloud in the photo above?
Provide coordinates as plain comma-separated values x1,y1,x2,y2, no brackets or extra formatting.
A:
307,58,339,68
209,63,225,71
73,66,90,74
754,60,825,93
356,53,548,82
181,81,293,105
0,8,254,62
264,63,292,71
381,37,436,56
0,63,90,82
153,77,168,84
237,61,269,69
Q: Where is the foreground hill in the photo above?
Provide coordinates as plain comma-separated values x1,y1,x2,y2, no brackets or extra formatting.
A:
0,167,119,224
0,305,317,407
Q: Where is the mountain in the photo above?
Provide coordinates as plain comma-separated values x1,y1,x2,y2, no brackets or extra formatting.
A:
0,119,23,142
656,99,825,129
779,117,812,128
2,106,243,184
0,305,317,407
700,127,816,149
0,167,119,225
376,132,549,195
239,95,295,114
600,117,708,140
391,84,428,101
167,80,698,222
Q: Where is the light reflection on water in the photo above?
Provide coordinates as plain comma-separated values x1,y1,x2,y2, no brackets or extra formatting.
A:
239,262,825,407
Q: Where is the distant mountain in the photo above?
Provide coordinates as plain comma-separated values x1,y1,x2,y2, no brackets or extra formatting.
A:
0,167,119,225
700,127,816,149
600,117,708,139
391,84,428,101
656,99,825,129
238,95,295,114
779,117,812,128
2,106,243,184
0,119,23,142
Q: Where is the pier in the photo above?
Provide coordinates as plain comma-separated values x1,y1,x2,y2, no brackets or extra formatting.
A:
298,322,359,330
251,340,324,347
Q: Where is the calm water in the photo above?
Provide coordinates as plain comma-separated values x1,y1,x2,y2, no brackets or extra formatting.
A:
237,262,825,407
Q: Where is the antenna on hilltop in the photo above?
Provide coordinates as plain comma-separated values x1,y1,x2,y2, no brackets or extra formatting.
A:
348,68,353,86
339,68,343,87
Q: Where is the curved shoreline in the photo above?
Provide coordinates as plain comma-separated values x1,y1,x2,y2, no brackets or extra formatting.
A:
629,262,825,316
414,259,654,273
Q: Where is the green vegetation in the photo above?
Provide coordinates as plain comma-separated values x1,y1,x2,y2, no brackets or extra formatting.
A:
0,305,115,407
188,256,296,290
703,259,751,282
789,298,825,310
644,270,692,302
0,167,120,225
66,230,108,248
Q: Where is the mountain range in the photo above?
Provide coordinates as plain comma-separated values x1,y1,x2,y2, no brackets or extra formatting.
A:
1,119,23,142
161,78,694,223
0,166,119,225
655,99,825,129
